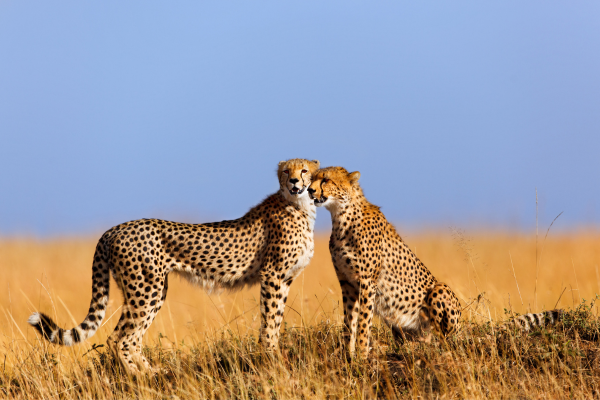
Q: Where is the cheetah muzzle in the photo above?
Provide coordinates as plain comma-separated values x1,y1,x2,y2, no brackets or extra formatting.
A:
289,185,305,195
307,189,327,205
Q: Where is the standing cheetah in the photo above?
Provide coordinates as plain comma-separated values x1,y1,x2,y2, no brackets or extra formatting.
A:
28,158,320,372
308,166,561,357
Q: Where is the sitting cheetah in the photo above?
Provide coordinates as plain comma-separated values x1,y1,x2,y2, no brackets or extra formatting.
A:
28,158,320,372
307,166,561,357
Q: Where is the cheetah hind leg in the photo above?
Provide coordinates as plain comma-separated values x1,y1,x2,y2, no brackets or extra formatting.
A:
131,277,170,373
107,289,168,373
107,306,162,373
106,310,128,368
106,306,148,373
421,282,461,337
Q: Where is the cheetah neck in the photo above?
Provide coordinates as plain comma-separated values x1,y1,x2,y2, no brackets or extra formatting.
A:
328,190,368,216
280,189,317,229
327,199,357,236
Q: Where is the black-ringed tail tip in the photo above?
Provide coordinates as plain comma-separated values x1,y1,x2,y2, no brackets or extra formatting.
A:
28,312,82,346
505,309,564,331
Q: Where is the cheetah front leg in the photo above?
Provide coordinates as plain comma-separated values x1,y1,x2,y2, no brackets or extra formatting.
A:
258,275,291,351
356,278,377,358
334,267,360,355
422,282,461,336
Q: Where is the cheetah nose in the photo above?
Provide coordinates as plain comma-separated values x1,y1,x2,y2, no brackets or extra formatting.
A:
289,178,299,184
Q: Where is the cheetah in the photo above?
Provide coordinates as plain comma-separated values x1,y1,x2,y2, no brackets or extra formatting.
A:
28,158,320,372
307,166,562,357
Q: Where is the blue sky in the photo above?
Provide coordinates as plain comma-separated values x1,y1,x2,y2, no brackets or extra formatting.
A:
1,1,599,236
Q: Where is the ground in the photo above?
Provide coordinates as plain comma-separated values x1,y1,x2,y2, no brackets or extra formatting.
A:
1,302,599,399
1,232,599,399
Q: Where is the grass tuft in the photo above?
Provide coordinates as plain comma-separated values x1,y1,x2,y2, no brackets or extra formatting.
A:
2,305,599,399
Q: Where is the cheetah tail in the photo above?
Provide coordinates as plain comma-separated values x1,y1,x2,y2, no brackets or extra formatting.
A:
28,241,111,346
504,309,563,332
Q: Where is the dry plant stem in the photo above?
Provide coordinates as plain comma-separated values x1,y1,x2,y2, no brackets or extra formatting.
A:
596,265,600,295
534,211,563,311
56,296,77,325
553,287,567,309
166,300,177,344
36,279,57,321
571,257,581,304
509,251,524,308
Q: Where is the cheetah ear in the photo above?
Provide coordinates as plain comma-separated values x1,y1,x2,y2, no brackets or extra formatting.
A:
349,171,360,185
311,160,320,169
277,160,287,176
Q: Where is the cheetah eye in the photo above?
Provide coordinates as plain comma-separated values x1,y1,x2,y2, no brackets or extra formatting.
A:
322,178,329,183
301,169,307,173
283,170,289,174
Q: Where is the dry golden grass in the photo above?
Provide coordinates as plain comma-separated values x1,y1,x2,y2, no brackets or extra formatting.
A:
1,230,599,399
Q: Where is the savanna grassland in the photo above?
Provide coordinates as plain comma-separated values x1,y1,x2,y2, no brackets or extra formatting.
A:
1,230,599,399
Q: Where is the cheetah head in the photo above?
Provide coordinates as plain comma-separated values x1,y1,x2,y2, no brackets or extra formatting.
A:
277,158,320,202
307,166,360,210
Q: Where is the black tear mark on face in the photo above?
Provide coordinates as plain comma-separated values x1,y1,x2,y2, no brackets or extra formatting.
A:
300,167,309,187
280,166,289,186
320,177,330,194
